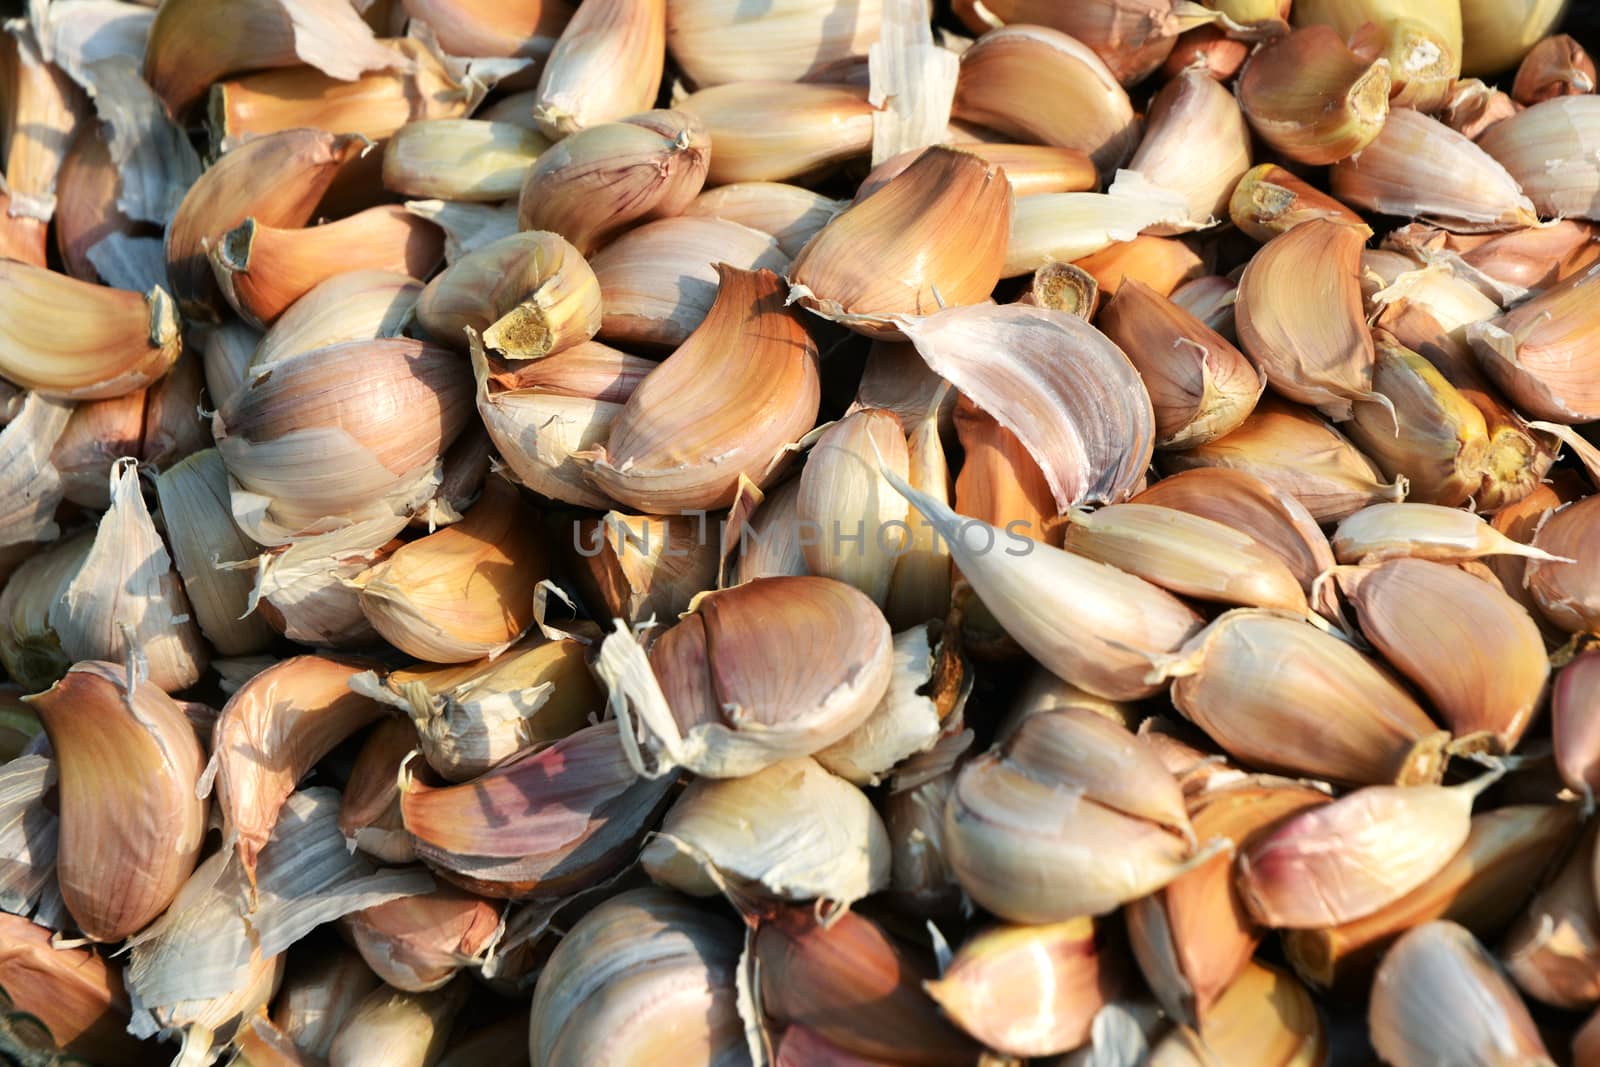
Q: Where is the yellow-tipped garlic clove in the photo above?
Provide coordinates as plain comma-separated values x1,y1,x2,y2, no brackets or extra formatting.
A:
1555,651,1600,801
27,660,207,942
1371,921,1554,1067
1335,558,1548,752
1513,34,1595,105
252,270,422,372
1525,495,1600,636
416,230,601,359
1125,66,1251,227
1468,262,1600,423
210,654,387,878
517,108,709,254
0,914,153,1065
531,0,665,138
953,26,1139,174
0,261,180,400
1145,961,1326,1067
1160,397,1406,524
1332,108,1539,231
858,143,1097,200
1152,609,1449,786
581,266,819,512
354,476,548,663
589,216,788,350
1291,0,1461,111
569,511,720,627
327,981,468,1067
1480,96,1600,221
1236,26,1391,165
682,181,847,257
640,756,891,906
796,408,911,606
1332,501,1574,564
383,119,550,203
924,918,1122,1058
678,81,874,185
789,146,1010,339
667,0,879,86
1502,823,1600,1009
1097,277,1262,449
341,717,421,865
347,887,502,993
1229,163,1369,242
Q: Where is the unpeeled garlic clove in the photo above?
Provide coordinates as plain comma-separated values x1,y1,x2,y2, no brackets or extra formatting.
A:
1234,218,1380,421
341,716,421,865
569,510,721,627
1228,163,1368,242
208,654,387,879
1151,609,1449,786
1513,34,1595,105
640,756,891,906
49,389,146,509
1460,0,1569,76
27,660,207,942
0,531,92,693
1096,277,1261,449
1291,0,1461,111
1163,22,1251,82
1160,397,1405,524
668,0,878,85
884,728,971,917
949,394,1055,542
416,230,601,359
354,476,548,663
588,215,788,350
1072,233,1206,301
1525,495,1600,636
1002,182,1195,276
796,408,911,606
54,121,133,283
953,26,1139,175
252,269,422,373
1239,772,1497,928
1145,961,1327,1067
858,143,1097,201
581,266,819,512
1235,26,1391,165
247,521,402,647
404,199,520,264
1124,65,1250,227
400,719,675,898
165,128,366,321
1441,77,1519,140
233,1011,315,1067
399,0,572,60
924,918,1123,1058
1371,921,1554,1067
327,981,468,1067
1,22,81,229
789,146,1010,339
202,319,263,411
682,181,847,257
678,81,874,185
529,888,749,1067
347,887,502,993
1468,263,1600,423
517,108,709,256
1502,822,1600,1009
1332,501,1574,565
1479,96,1600,220
531,0,665,138
732,477,810,584
0,913,154,1065
1555,651,1600,802
383,119,550,203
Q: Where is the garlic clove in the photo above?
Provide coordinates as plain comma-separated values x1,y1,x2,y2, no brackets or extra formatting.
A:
1525,495,1600,636
1502,822,1600,1010
569,511,721,628
398,0,572,60
1555,651,1600,802
682,181,848,257
252,270,422,373
1468,262,1600,423
1332,501,1573,564
1291,0,1461,111
796,408,911,606
668,0,879,86
1460,0,1568,76
677,81,875,185
1513,34,1595,105
248,521,403,648
1002,178,1194,277
346,887,502,993
1479,96,1600,220
1125,65,1251,227
1236,26,1391,166
0,531,92,693
1144,961,1326,1067
0,913,154,1065
858,142,1096,200
383,118,550,203
1072,234,1206,302
884,404,953,630
1229,163,1368,242
531,0,665,138
327,981,468,1067
341,717,421,865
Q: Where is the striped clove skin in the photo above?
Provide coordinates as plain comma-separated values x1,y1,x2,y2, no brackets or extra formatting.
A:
1513,34,1596,104
1478,95,1600,221
1555,651,1600,804
531,0,666,138
683,182,847,257
1502,822,1600,1010
1469,263,1600,424
858,143,1095,201
1524,494,1600,636
1072,235,1206,301
678,81,875,185
1235,26,1391,166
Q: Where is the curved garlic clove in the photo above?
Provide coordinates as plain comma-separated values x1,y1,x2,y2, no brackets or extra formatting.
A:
1512,34,1595,105
1479,96,1600,220
789,146,1009,340
209,206,444,330
795,408,910,606
0,913,153,1065
403,200,520,265
480,338,654,402
859,142,1096,201
1097,278,1261,449
0,531,92,693
1333,108,1539,231
0,393,71,558
1235,218,1380,421
165,128,366,321
214,337,475,543
1239,774,1495,928
383,119,549,203
640,756,891,906
1152,609,1449,786
1502,823,1600,1009
209,654,387,879
756,906,981,1065
582,265,819,512
1236,26,1390,166
682,181,847,257
328,981,468,1067
1460,0,1567,76
1125,66,1250,227
252,270,421,373
202,319,262,411
347,887,502,993
1283,803,1578,991
2,21,80,229
249,521,401,647
531,0,664,138
945,399,1056,558
1230,164,1369,243
341,717,421,865
1160,398,1405,524
529,888,749,1067
925,918,1122,1058
400,720,675,898
884,411,952,630
953,26,1139,174
1332,501,1573,564
679,81,874,186
54,122,133,283
1145,961,1326,1067
398,0,571,60
518,109,709,256
27,660,207,942
50,389,144,510
1371,921,1553,1067
1291,0,1461,111
667,0,879,86
1555,651,1600,801
1163,23,1251,82
1525,495,1600,636
569,510,718,628
589,216,788,350
1468,263,1600,423
0,262,180,401
1442,77,1519,141
1003,183,1194,276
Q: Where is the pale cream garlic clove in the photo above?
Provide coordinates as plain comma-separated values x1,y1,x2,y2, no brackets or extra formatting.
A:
0,913,154,1065
1555,651,1600,803
1124,66,1250,227
531,0,665,138
400,720,675,898
1234,218,1381,421
517,109,709,255
1332,501,1575,565
0,531,92,692
952,26,1139,174
1235,26,1391,166
1333,558,1548,753
0,391,72,555
383,119,550,203
1291,0,1461,111
588,215,788,350
1513,34,1595,105
885,404,953,630
49,459,209,692
1159,398,1406,524
788,146,1010,340
1371,921,1554,1067
1229,164,1369,243
328,981,468,1067
346,887,502,993
350,635,598,782
884,728,971,916
153,449,278,657
682,181,848,257
248,521,402,647
1284,803,1578,992
1525,495,1600,636
1003,184,1196,277
667,0,879,85
999,667,1138,737
599,575,893,778
755,905,981,1065
529,888,750,1067
1468,262,1600,423
952,0,1188,85
678,81,874,185
341,717,421,865
640,756,891,906
1479,96,1600,220
858,143,1097,201
27,660,208,942
1096,277,1262,449
415,230,601,359
924,918,1123,1059
354,476,548,663
581,266,820,512
569,510,721,627
733,477,810,584
1238,772,1498,928
252,270,422,373
141,351,211,473
208,654,387,880
1502,822,1600,1010
1145,961,1327,1067
796,408,911,606
1150,609,1450,786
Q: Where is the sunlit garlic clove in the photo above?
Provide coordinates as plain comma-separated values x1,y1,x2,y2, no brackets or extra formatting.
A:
1332,501,1574,565
1468,263,1600,423
1003,182,1195,276
1442,77,1519,140
1555,651,1600,802
682,182,847,257
0,914,152,1065
677,81,874,185
858,143,1096,200
382,119,549,203
1228,164,1368,242
531,0,665,138
667,0,880,86
1478,95,1600,221
328,981,468,1067
1236,26,1391,165
796,408,911,606
347,887,501,993
1123,66,1250,227
398,0,572,61
1513,34,1595,105
569,511,721,627
1525,495,1600,637
341,717,421,865
1501,823,1600,1010
252,270,421,372
248,522,402,648
1145,961,1327,1067
1291,0,1461,111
